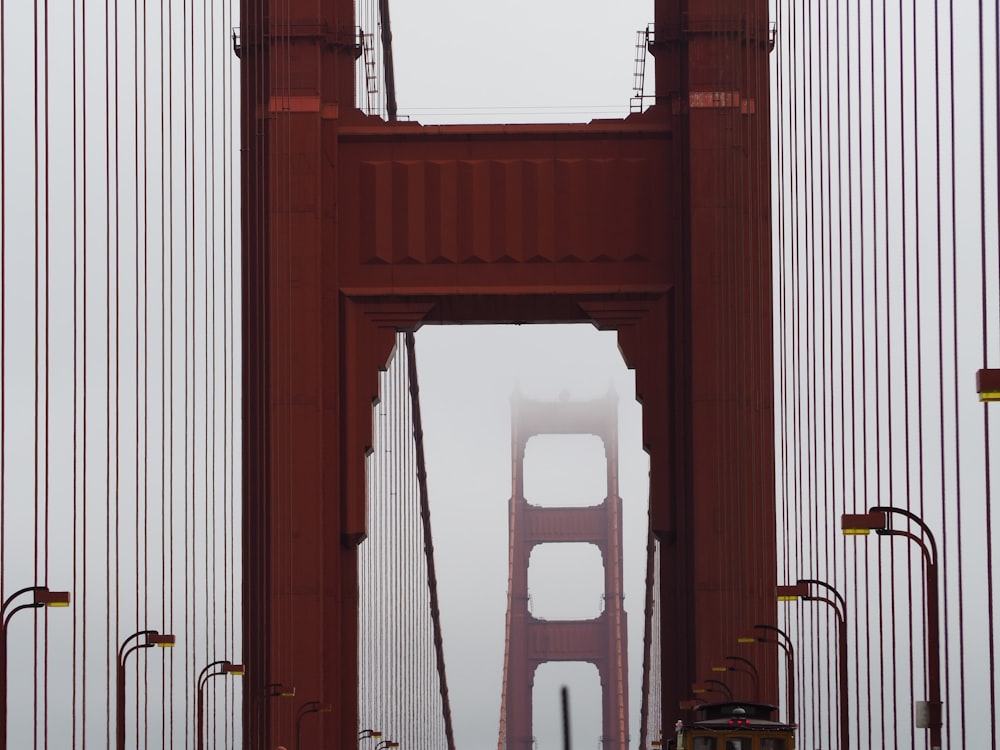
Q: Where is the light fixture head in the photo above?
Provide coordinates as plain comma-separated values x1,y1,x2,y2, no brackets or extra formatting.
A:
777,583,809,601
35,589,71,607
977,368,1000,402
841,511,888,535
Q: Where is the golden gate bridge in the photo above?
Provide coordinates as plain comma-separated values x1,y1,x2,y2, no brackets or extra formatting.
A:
0,1,999,749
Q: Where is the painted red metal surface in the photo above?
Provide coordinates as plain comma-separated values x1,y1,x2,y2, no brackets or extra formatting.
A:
499,393,628,750
241,0,776,746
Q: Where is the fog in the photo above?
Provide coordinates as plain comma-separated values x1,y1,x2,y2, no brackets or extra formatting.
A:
413,324,650,749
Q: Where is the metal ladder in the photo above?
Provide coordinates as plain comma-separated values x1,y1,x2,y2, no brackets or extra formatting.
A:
361,29,378,114
630,24,654,113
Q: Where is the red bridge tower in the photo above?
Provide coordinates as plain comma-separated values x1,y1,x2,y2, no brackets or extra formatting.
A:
499,392,628,749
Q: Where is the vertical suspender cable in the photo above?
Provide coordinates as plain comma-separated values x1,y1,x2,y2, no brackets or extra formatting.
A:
820,8,834,743
133,0,145,740
894,4,909,737
979,0,1000,747
224,1,237,741
114,0,125,738
71,0,80,742
871,3,898,736
861,4,877,736
201,1,211,734
833,1,854,741
931,0,949,742
805,3,820,735
852,0,872,738
0,0,6,623
895,0,917,739
32,0,42,739
42,1,52,743
946,0,968,741
115,0,126,737
844,0,866,739
166,0,178,742
103,1,113,738
184,0,193,740
978,2,998,744
35,0,50,744
159,2,169,744
81,2,92,740
202,4,212,726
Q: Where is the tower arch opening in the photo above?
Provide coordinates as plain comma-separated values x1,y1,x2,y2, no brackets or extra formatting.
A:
528,542,606,621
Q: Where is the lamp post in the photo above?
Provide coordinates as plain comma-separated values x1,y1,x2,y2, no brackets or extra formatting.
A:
295,700,332,750
358,728,383,743
691,681,730,700
703,679,733,700
740,624,796,725
0,586,69,750
709,657,758,700
257,683,295,748
779,579,848,749
800,579,848,749
116,630,175,750
842,506,942,750
725,656,759,699
266,683,295,698
196,660,245,750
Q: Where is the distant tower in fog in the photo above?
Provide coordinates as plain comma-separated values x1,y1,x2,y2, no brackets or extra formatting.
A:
497,390,628,750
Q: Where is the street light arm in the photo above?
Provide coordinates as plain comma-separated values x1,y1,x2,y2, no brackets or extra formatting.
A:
2,601,42,632
753,623,792,650
801,594,845,627
877,527,935,569
723,655,760,683
726,666,757,693
117,630,157,664
750,634,792,661
871,505,938,565
798,578,847,615
265,682,295,697
703,679,733,699
753,624,795,669
197,660,231,692
120,641,155,667
1,586,43,617
296,700,321,720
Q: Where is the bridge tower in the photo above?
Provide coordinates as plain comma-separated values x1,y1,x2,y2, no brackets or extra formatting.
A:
241,0,777,745
499,392,628,750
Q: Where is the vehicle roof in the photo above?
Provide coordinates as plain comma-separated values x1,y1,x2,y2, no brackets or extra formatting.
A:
678,701,795,732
